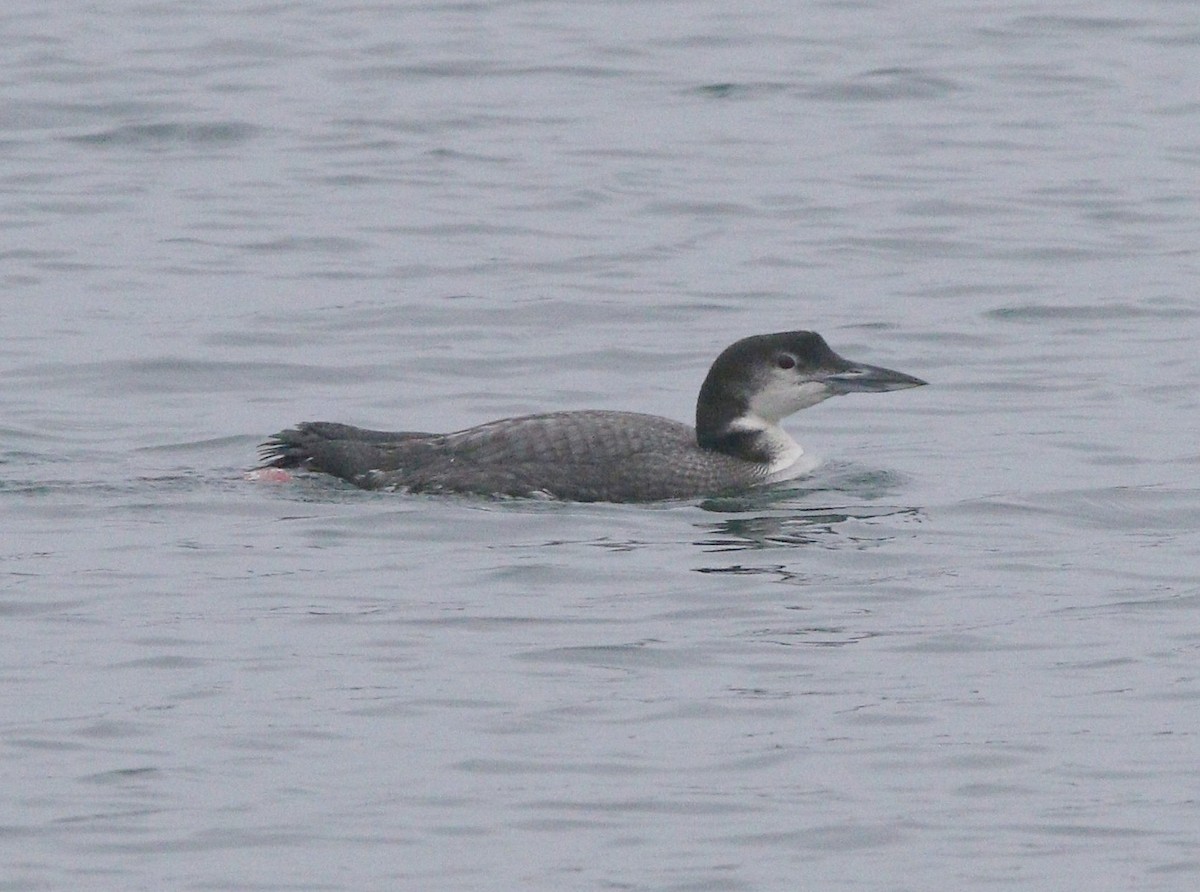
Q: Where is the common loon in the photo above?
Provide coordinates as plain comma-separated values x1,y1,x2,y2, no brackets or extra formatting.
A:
259,330,926,503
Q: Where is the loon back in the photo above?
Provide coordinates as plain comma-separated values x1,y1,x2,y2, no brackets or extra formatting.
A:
261,411,766,502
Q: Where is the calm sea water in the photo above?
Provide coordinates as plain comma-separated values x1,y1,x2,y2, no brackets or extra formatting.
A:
3,1,1199,889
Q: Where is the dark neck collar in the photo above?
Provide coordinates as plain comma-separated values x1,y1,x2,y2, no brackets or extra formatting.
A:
696,424,775,464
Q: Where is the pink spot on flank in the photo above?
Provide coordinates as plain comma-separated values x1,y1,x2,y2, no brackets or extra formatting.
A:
247,467,293,484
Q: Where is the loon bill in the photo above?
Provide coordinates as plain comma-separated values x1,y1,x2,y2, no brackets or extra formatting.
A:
258,330,926,503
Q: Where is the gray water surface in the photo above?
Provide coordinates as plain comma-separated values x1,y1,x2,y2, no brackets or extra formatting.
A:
3,1,1200,890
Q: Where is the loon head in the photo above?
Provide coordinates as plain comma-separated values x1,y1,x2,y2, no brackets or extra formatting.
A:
695,330,926,465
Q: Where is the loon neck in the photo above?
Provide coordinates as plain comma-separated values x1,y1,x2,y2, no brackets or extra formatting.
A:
696,414,804,473
695,363,805,472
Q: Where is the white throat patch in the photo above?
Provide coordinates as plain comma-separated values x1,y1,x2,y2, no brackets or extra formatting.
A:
748,378,833,422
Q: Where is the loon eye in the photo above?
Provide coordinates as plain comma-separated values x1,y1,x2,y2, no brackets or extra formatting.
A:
776,353,797,370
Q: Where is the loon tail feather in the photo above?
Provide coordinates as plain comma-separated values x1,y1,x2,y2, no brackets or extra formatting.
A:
258,422,434,488
258,425,316,469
